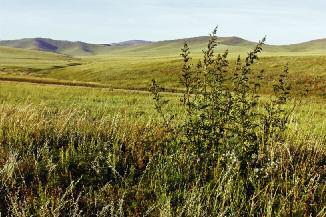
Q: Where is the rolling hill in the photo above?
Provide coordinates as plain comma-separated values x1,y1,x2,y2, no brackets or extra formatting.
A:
111,40,153,46
0,38,111,56
279,38,326,52
0,46,78,74
1,36,325,57
0,36,325,98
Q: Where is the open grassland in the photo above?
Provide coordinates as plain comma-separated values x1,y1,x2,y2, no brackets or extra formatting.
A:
1,55,326,96
0,81,159,120
1,44,326,96
0,81,325,135
0,80,325,216
0,37,325,215
46,55,326,96
0,46,76,73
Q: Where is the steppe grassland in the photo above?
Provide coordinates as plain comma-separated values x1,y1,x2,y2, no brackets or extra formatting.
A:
0,41,325,215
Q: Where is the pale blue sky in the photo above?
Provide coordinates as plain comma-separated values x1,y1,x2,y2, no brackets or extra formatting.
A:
0,0,325,44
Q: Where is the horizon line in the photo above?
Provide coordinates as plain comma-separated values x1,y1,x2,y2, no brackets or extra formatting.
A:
0,35,325,47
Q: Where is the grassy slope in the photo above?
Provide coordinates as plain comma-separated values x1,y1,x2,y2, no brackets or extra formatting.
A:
0,81,176,121
0,81,324,137
1,36,326,56
1,39,325,97
0,37,325,216
0,38,112,56
44,55,326,97
0,46,79,75
279,38,326,53
1,81,324,216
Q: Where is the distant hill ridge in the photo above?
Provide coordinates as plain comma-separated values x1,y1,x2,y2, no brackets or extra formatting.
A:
0,38,112,56
0,36,325,56
112,40,153,46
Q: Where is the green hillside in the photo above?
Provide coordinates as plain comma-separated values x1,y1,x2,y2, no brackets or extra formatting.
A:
1,36,326,57
0,38,111,56
0,35,325,217
101,36,256,57
0,45,67,60
0,36,255,56
107,36,326,56
279,38,326,52
0,37,325,97
0,46,80,75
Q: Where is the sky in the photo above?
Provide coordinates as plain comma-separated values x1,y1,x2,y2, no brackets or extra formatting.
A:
0,0,325,45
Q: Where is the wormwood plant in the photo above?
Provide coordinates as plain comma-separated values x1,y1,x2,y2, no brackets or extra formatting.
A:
151,27,293,198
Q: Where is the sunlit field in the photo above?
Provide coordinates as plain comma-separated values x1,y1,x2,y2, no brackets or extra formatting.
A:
0,33,325,216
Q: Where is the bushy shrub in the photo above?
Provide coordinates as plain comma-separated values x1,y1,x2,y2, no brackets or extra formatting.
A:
149,27,325,215
151,27,291,176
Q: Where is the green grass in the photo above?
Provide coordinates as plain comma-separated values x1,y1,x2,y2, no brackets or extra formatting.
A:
0,46,74,67
0,46,79,76
0,81,325,137
1,47,326,97
1,39,326,97
0,37,325,215
0,81,325,216
44,55,326,96
0,81,158,120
